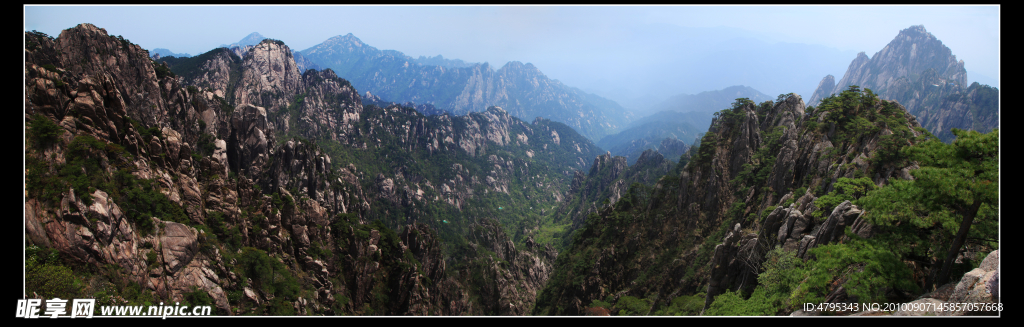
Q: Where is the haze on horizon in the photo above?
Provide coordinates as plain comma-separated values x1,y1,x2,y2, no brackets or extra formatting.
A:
24,5,999,112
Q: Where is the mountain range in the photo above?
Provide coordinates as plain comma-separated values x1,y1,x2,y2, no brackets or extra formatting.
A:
24,23,999,316
295,33,634,142
808,25,998,143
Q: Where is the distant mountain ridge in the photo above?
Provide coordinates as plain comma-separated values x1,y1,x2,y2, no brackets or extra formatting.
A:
808,25,998,143
598,86,771,165
297,33,633,142
647,85,772,118
414,54,476,68
219,31,268,48
149,48,191,59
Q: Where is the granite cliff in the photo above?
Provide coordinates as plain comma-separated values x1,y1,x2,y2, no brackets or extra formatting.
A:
808,25,998,143
24,23,610,315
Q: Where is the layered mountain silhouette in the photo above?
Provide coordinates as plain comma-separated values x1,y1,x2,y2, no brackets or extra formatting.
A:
808,25,998,143
599,85,772,165
297,33,633,142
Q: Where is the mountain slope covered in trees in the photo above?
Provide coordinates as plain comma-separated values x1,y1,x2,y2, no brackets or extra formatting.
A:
533,89,998,316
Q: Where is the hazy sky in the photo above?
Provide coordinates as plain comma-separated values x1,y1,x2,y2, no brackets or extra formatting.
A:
25,5,999,105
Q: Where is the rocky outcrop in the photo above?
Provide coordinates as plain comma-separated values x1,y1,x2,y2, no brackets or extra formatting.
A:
42,24,167,127
24,23,619,316
555,149,673,237
939,249,1000,316
801,200,863,258
295,69,362,143
698,94,924,309
807,25,997,143
179,48,240,99
808,74,835,108
229,104,273,178
703,223,760,310
233,39,303,112
893,249,1000,316
455,219,556,315
30,186,231,313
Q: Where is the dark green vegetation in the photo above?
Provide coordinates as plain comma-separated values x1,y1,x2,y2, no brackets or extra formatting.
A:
313,105,603,252
533,86,998,316
28,113,62,149
25,245,82,300
858,128,998,289
235,247,302,315
26,132,186,234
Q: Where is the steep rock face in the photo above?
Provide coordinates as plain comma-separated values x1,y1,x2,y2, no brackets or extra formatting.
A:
452,219,557,315
194,50,240,100
809,26,967,105
808,74,835,108
807,25,997,143
229,104,274,178
47,24,167,127
233,39,304,112
555,149,674,238
28,187,232,313
295,69,363,143
265,140,360,218
26,24,598,316
398,223,470,315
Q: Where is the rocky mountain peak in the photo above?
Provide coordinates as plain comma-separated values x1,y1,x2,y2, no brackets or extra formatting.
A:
238,32,266,46
326,33,364,48
900,24,932,39
218,32,267,50
233,39,303,111
501,61,544,77
807,25,995,143
70,22,105,34
810,25,967,107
